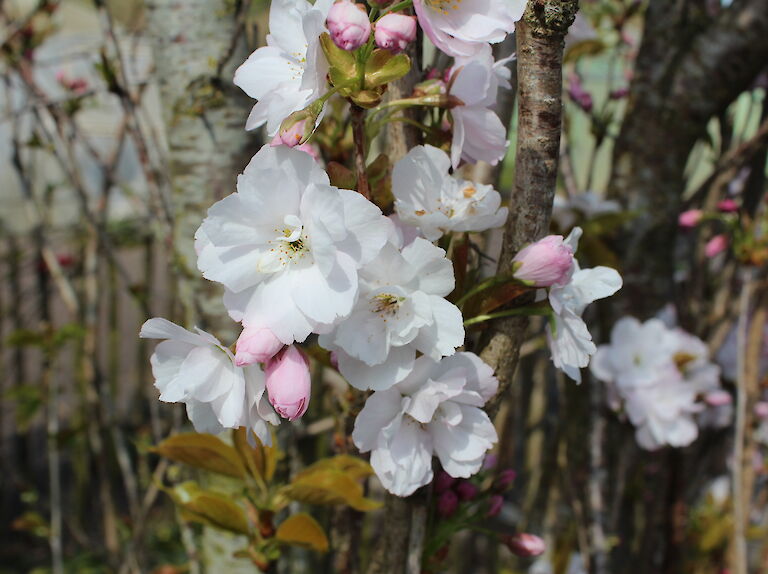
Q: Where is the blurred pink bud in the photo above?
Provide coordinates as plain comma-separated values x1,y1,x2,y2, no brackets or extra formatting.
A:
482,453,498,470
496,469,517,490
705,234,729,258
755,402,768,419
434,470,456,493
374,13,416,53
567,74,593,112
437,490,458,517
717,199,739,212
678,209,703,228
235,325,283,366
327,1,371,51
487,495,504,517
609,87,629,100
512,235,574,287
265,346,311,421
704,390,732,407
503,533,546,558
456,480,479,501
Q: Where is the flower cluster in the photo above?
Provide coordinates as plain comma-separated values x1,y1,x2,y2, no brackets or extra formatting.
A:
591,316,724,450
140,0,623,498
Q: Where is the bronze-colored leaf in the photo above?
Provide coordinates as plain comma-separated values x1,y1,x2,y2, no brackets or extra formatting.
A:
281,469,381,511
168,482,250,535
232,427,265,482
153,433,246,479
275,513,329,553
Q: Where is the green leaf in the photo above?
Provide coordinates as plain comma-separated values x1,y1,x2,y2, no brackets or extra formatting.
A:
153,433,246,479
364,50,411,88
320,33,358,82
275,513,329,553
166,482,250,535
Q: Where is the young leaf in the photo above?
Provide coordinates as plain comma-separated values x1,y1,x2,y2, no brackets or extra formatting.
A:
153,433,246,479
275,513,329,553
167,482,250,535
280,469,381,511
364,50,411,88
232,427,266,482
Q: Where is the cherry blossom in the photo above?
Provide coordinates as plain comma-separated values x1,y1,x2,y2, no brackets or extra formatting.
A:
352,353,498,496
448,48,510,167
195,146,389,345
392,145,507,240
139,318,278,444
413,0,525,58
545,228,622,383
319,236,464,390
591,316,723,450
234,0,333,134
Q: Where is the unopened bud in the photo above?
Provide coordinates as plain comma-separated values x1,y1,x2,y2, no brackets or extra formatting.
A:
503,533,546,558
327,1,371,51
265,346,311,421
374,13,417,53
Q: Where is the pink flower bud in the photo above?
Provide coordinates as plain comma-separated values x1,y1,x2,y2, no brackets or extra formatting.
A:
495,469,516,490
512,235,575,287
717,199,739,212
678,209,703,228
235,325,284,366
704,390,732,407
503,533,546,558
437,490,458,517
705,234,729,258
374,13,416,53
487,495,504,517
482,453,498,470
327,1,371,51
456,480,479,501
279,118,309,147
567,74,593,113
434,470,456,493
755,402,768,419
265,346,311,421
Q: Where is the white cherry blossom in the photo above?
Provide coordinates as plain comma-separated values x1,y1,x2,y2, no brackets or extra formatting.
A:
352,353,498,496
319,236,464,390
413,0,525,58
195,146,389,345
590,316,723,450
545,227,622,383
234,0,333,135
139,318,279,444
448,48,509,167
392,145,507,241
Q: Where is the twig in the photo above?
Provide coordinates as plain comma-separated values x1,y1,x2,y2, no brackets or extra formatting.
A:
350,105,371,200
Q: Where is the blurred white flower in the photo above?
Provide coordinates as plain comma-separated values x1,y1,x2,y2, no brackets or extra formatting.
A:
352,353,498,496
591,316,724,450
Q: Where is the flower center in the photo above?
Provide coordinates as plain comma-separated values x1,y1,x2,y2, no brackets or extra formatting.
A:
425,0,462,14
369,293,403,317
257,215,311,272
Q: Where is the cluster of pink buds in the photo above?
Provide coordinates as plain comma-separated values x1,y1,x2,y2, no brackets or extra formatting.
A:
678,198,740,259
326,0,416,52
235,326,312,421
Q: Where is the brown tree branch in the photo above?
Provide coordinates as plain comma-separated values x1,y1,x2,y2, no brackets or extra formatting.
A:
480,0,579,413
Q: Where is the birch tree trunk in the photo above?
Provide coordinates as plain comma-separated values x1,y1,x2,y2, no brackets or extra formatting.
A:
147,0,256,334
147,2,256,571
